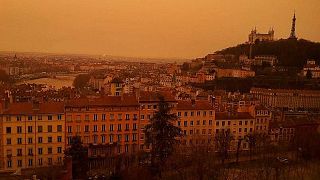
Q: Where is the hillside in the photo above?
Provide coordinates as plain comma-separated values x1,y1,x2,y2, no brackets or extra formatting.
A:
215,39,320,68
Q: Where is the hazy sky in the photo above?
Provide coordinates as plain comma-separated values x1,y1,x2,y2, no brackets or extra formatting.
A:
1,0,320,58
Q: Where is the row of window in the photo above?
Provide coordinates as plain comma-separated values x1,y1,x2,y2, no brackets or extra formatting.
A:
6,136,63,145
6,125,63,134
7,147,63,157
67,134,138,144
67,123,138,133
177,120,213,127
7,157,62,168
66,114,138,122
177,111,213,117
8,115,63,121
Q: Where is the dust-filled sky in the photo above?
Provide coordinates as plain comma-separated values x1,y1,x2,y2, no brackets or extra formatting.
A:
1,0,320,58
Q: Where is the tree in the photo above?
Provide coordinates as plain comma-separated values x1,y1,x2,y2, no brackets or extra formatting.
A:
0,69,10,83
306,69,313,79
73,74,90,89
245,133,257,160
144,95,182,177
64,136,88,179
215,129,234,164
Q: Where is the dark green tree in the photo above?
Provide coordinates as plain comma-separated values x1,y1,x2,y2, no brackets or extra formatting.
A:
64,136,88,179
245,133,257,160
144,96,182,177
73,74,90,89
306,69,313,79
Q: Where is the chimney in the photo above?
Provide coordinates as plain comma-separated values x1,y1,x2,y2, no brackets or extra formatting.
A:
191,99,195,107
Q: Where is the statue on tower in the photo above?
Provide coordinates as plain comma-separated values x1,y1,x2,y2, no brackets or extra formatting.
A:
289,12,297,40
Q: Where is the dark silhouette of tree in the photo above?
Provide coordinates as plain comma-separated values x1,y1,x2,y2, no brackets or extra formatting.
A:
73,74,90,89
64,136,88,179
144,96,182,177
306,69,313,79
245,133,257,160
214,129,234,164
0,69,10,83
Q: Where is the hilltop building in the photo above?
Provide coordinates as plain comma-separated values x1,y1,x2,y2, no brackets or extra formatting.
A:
248,28,274,44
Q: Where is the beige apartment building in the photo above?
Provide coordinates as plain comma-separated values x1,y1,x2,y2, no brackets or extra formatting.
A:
0,101,65,172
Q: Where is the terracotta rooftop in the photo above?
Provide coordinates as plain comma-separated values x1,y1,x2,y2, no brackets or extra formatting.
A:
177,100,213,110
65,95,139,107
215,112,254,120
3,101,64,115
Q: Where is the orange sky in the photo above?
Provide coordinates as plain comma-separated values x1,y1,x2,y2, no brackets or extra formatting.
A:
0,0,319,59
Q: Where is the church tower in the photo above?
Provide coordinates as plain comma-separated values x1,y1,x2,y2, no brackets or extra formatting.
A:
289,12,297,39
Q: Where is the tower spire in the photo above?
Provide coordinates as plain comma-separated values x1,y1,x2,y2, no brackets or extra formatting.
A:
289,11,297,39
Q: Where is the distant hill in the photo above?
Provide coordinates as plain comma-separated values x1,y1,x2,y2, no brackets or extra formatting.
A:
215,39,320,68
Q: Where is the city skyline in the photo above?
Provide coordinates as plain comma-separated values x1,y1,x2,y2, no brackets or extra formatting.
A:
1,0,320,59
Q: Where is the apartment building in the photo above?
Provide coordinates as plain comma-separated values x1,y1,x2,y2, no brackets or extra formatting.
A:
215,112,255,150
0,101,65,172
176,100,215,147
65,95,140,154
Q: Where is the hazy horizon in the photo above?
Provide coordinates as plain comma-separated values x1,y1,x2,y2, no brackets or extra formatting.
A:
1,0,320,59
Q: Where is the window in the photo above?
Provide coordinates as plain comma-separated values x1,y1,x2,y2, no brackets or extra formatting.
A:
28,137,32,144
245,121,248,125
125,134,129,142
197,111,201,116
125,114,130,120
28,116,32,121
133,114,138,120
58,114,62,120
177,112,181,117
109,135,114,143
38,158,43,166
48,158,52,165
222,121,225,126
7,160,12,168
7,138,11,145
17,149,22,156
48,147,53,154
209,111,213,116
48,125,52,132
17,126,22,134
184,112,188,117
118,124,122,131
38,148,43,155
66,115,72,122
216,121,219,126
38,137,43,143
102,135,106,143
57,136,62,142
110,114,114,120
48,137,52,143
209,120,213,125
17,116,22,121
37,115,42,120
177,121,181,126
228,121,231,125
184,121,188,127
6,127,11,134
110,124,114,131
28,126,33,133
85,114,89,121
203,120,206,125
125,145,129,152
239,121,242,125
239,128,242,133
141,115,145,120
48,115,52,120
190,121,194,126
28,159,33,166
93,125,98,132
125,124,129,131
57,125,62,132
67,126,72,133
133,123,137,130
102,114,106,121
191,112,194,116
28,148,33,156
17,138,22,144
18,160,22,167
58,147,62,153
202,129,206,135
102,125,106,132
93,114,98,121
117,134,122,142
38,126,43,133
203,111,207,116
85,125,89,132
